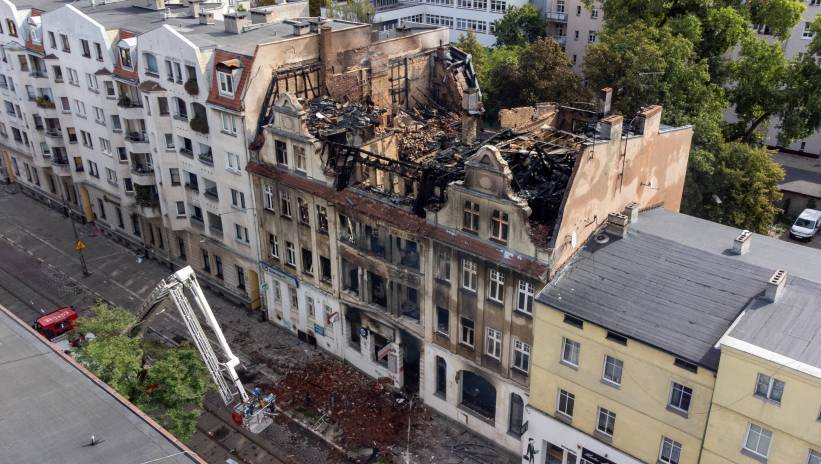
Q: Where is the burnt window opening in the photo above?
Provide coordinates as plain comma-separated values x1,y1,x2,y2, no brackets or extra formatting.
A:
400,286,420,322
366,225,386,257
436,306,449,335
435,356,447,399
373,332,390,367
316,205,328,233
461,371,496,420
301,248,313,275
339,214,356,244
342,260,359,296
275,140,288,165
298,198,310,225
509,393,524,437
320,255,332,282
369,272,387,308
398,239,420,270
346,310,361,351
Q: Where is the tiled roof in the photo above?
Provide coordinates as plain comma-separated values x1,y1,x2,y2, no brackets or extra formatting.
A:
207,50,253,112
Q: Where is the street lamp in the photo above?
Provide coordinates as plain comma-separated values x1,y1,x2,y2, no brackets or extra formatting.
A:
63,196,91,277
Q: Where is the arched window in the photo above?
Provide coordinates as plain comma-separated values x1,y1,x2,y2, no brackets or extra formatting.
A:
460,370,496,419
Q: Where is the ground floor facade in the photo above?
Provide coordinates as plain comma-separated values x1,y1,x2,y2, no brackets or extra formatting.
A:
522,405,643,464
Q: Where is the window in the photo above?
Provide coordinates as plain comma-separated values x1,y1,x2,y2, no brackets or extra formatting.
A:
512,339,530,373
280,190,292,217
669,383,692,414
175,201,185,217
460,317,474,347
99,138,111,154
674,358,698,374
591,7,599,18
490,0,506,12
435,356,447,398
561,338,580,367
275,140,287,165
596,408,616,437
157,96,169,115
144,53,158,74
808,450,821,464
463,200,479,232
236,266,246,290
297,198,310,224
574,30,579,41
301,248,313,274
230,189,245,209
462,259,477,291
59,33,70,52
588,31,597,43
263,185,274,210
111,115,122,131
119,47,132,68
320,256,331,281
436,307,449,335
490,210,508,241
743,423,772,458
87,160,99,178
164,133,174,149
488,268,504,302
218,71,234,96
234,224,249,243
557,389,575,418
80,130,92,147
754,373,784,403
66,68,78,86
227,152,241,172
803,21,815,39
437,248,451,281
516,280,534,314
94,42,102,61
294,146,307,172
485,328,502,359
220,112,237,134
268,234,279,258
509,393,524,437
659,437,682,464
48,31,56,48
316,205,328,232
80,39,90,57
285,241,296,266
74,100,86,117
169,168,180,186
602,356,623,386
104,80,116,97
606,331,628,345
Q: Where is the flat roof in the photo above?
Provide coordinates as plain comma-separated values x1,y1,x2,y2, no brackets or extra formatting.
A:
537,208,821,370
0,305,202,464
773,152,821,198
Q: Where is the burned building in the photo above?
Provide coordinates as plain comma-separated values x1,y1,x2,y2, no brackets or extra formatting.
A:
245,22,694,452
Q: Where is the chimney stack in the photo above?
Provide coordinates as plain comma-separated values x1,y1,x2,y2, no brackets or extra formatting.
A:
224,12,250,34
250,7,274,24
200,11,215,24
623,202,639,223
605,212,629,238
598,87,612,116
732,230,752,255
764,269,787,302
189,0,200,18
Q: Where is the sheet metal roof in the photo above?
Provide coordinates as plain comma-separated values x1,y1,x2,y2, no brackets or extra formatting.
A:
537,208,821,370
0,305,202,464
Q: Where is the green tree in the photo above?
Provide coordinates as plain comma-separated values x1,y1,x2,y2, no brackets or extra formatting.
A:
682,142,784,233
73,304,212,441
493,4,546,47
324,0,374,22
484,39,586,116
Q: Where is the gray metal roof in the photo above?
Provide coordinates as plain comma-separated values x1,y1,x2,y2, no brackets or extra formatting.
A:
0,307,200,464
537,208,821,370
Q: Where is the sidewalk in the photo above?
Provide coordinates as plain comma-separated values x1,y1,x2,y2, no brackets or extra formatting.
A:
0,189,518,464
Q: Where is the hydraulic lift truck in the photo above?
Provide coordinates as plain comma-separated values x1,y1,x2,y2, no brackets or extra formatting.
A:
130,266,275,433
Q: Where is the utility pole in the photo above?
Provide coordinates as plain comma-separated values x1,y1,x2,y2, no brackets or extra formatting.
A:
63,196,90,277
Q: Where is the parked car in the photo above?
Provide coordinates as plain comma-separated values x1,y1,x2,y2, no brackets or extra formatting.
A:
789,208,821,241
32,307,77,340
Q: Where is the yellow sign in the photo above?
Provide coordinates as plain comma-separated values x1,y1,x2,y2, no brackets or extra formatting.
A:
75,240,86,251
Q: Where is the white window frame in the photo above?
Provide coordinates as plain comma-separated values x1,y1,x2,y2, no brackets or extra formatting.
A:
462,258,477,291
490,209,508,241
659,437,682,464
485,327,502,359
218,71,235,97
437,248,451,281
269,234,279,258
516,280,534,314
460,317,475,347
754,373,784,403
743,423,772,458
220,112,237,134
488,268,504,302
280,190,292,217
557,388,574,418
602,355,624,386
226,152,241,173
175,201,186,217
596,407,616,437
263,184,274,210
294,145,307,173
669,382,693,413
512,339,530,373
561,337,580,367
285,241,296,266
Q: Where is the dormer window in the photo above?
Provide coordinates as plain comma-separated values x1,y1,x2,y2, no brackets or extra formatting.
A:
119,47,132,69
29,25,40,44
7,19,17,37
218,70,235,97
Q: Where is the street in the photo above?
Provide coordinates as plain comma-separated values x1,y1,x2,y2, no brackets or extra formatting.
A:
0,187,516,464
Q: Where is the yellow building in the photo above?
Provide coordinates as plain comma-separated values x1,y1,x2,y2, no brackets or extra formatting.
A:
702,274,821,464
524,208,821,464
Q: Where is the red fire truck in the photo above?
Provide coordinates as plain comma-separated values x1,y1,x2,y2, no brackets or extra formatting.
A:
32,307,78,340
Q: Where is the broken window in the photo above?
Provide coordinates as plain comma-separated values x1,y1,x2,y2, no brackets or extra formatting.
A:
285,241,296,267
339,214,356,243
275,140,288,165
488,268,505,303
399,239,419,270
437,248,451,282
280,190,292,217
463,200,479,233
491,210,509,242
460,317,474,347
509,394,524,437
436,307,449,335
298,197,310,224
486,327,502,359
435,356,447,399
400,286,420,322
289,286,298,309
342,259,359,295
320,255,332,282
316,205,328,233
269,234,279,259
369,272,387,308
373,333,389,367
301,248,313,275
366,226,385,257
461,371,496,419
462,259,477,292
517,280,534,314
347,310,361,350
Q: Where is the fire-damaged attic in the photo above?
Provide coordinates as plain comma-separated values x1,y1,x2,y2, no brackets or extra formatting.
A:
248,20,693,270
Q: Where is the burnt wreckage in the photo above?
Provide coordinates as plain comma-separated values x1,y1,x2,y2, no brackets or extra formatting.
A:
253,44,618,247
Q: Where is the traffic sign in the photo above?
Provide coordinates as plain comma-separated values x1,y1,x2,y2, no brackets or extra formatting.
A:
75,240,86,251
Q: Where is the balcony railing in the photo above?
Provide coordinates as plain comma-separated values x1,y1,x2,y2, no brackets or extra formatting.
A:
179,148,193,158
52,157,69,166
117,96,143,108
545,11,568,22
127,131,148,143
131,164,154,175
45,129,62,137
184,182,199,192
204,187,218,200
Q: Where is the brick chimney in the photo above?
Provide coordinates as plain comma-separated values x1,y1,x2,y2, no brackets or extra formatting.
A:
634,105,662,135
605,212,629,238
189,0,200,18
623,201,639,223
224,12,250,34
598,87,612,116
732,230,752,255
597,114,622,140
764,269,786,302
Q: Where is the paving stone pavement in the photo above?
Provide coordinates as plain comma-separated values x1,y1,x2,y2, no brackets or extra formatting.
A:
0,187,518,464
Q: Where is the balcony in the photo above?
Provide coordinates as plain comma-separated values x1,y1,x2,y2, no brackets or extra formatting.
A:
35,96,56,109
549,35,567,46
130,164,156,185
545,11,568,22
45,128,62,138
117,96,144,119
135,186,161,219
179,148,194,158
30,70,47,79
51,157,71,176
190,215,205,229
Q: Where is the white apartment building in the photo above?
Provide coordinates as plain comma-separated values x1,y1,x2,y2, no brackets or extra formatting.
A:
0,0,310,307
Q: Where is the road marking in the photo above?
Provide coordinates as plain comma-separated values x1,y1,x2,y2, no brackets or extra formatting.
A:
86,250,131,263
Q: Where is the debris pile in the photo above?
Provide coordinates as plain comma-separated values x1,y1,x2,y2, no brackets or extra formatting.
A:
269,356,432,449
309,97,386,139
394,107,462,162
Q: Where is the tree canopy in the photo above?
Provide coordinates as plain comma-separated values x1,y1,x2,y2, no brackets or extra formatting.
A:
74,303,212,440
323,0,374,23
492,4,546,47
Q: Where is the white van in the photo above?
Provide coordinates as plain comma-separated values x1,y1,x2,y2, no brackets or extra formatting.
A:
789,208,821,241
